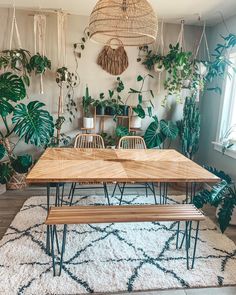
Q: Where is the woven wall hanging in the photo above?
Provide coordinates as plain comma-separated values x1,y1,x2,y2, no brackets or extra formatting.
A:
97,38,129,75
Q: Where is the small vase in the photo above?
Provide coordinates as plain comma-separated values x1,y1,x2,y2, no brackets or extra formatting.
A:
130,116,142,129
83,117,94,129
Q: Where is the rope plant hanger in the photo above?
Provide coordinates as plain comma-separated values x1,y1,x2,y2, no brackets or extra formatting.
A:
97,38,129,75
33,14,47,94
9,5,22,50
89,0,158,46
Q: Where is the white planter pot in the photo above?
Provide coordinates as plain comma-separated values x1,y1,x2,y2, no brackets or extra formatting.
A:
196,62,208,77
154,62,165,73
0,184,6,194
216,206,236,226
83,117,94,129
130,116,142,129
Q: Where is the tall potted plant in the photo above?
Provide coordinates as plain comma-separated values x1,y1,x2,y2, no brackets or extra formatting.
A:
177,96,201,159
0,72,54,189
82,86,94,128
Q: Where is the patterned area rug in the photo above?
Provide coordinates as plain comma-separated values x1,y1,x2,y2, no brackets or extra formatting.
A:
0,193,236,295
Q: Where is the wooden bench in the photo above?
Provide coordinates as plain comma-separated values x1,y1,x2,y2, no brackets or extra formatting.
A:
46,204,205,276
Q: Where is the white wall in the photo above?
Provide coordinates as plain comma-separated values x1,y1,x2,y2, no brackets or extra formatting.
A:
0,8,203,156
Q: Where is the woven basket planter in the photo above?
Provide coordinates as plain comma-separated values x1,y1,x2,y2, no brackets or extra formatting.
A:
7,172,27,190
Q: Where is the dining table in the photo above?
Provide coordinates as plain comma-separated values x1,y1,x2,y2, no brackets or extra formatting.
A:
26,147,219,253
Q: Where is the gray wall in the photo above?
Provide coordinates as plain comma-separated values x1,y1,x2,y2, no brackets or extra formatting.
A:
197,15,236,180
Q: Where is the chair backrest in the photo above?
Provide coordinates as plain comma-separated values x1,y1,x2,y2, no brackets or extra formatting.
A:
74,134,105,148
118,136,146,149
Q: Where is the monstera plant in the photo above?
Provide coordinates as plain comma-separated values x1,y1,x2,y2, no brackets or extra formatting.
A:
193,167,236,233
0,72,54,185
144,115,178,149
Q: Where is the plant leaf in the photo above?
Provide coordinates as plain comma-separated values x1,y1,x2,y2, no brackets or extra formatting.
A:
0,163,12,184
11,154,32,174
160,120,178,139
0,143,6,160
12,101,54,147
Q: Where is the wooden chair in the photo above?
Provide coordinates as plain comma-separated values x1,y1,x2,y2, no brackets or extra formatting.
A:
74,134,105,149
114,136,157,204
118,136,146,149
69,134,110,205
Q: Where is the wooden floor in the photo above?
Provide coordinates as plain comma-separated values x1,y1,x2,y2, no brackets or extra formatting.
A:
0,184,235,295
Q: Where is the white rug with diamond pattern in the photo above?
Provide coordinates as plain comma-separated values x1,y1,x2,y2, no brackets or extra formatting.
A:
0,193,236,295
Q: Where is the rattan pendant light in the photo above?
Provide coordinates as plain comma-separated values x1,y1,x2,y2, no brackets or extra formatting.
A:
89,0,158,46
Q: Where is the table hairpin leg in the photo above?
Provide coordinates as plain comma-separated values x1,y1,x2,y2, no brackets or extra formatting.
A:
103,183,111,205
46,184,51,254
151,183,157,204
159,183,169,204
185,182,197,204
119,183,126,205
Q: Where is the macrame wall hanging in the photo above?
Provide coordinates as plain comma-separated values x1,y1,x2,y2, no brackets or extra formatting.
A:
56,11,67,115
97,38,129,76
33,14,47,94
154,20,165,93
9,5,22,49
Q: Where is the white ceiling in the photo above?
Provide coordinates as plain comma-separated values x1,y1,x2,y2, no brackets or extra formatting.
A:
0,0,236,25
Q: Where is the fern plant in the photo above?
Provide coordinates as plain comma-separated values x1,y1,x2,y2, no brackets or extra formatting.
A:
193,166,236,233
177,96,200,159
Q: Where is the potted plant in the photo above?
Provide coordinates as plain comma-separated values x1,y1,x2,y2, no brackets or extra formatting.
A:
100,132,116,149
144,115,178,149
93,93,108,115
129,74,154,129
27,52,51,94
193,166,236,232
82,85,94,128
0,72,54,189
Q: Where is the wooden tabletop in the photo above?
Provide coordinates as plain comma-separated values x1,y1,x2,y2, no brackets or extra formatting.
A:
26,148,219,183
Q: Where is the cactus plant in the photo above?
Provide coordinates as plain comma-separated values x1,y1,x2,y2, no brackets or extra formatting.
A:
177,96,200,159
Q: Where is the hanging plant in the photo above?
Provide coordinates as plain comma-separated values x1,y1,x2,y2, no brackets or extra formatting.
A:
0,49,31,87
28,53,51,94
129,74,154,119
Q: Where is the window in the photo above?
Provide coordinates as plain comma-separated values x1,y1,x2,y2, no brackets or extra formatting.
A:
215,52,236,157
217,52,236,143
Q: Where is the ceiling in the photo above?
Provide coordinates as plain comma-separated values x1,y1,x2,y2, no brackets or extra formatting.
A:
0,0,236,25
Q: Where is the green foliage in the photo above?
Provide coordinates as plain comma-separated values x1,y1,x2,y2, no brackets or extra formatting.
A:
28,53,51,74
203,165,232,184
177,96,200,159
82,86,94,117
0,163,12,184
12,101,54,147
144,116,178,149
115,125,130,138
100,132,116,147
193,167,236,232
0,72,26,116
129,74,154,119
0,49,31,87
11,154,32,174
0,143,6,160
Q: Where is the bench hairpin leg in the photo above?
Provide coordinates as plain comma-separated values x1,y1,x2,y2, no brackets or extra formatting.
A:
185,183,189,204
50,225,56,276
111,183,118,199
185,221,190,270
59,224,67,276
145,183,148,198
46,184,51,254
159,183,162,204
53,225,60,255
164,183,168,204
188,221,192,248
176,221,180,249
191,221,200,269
